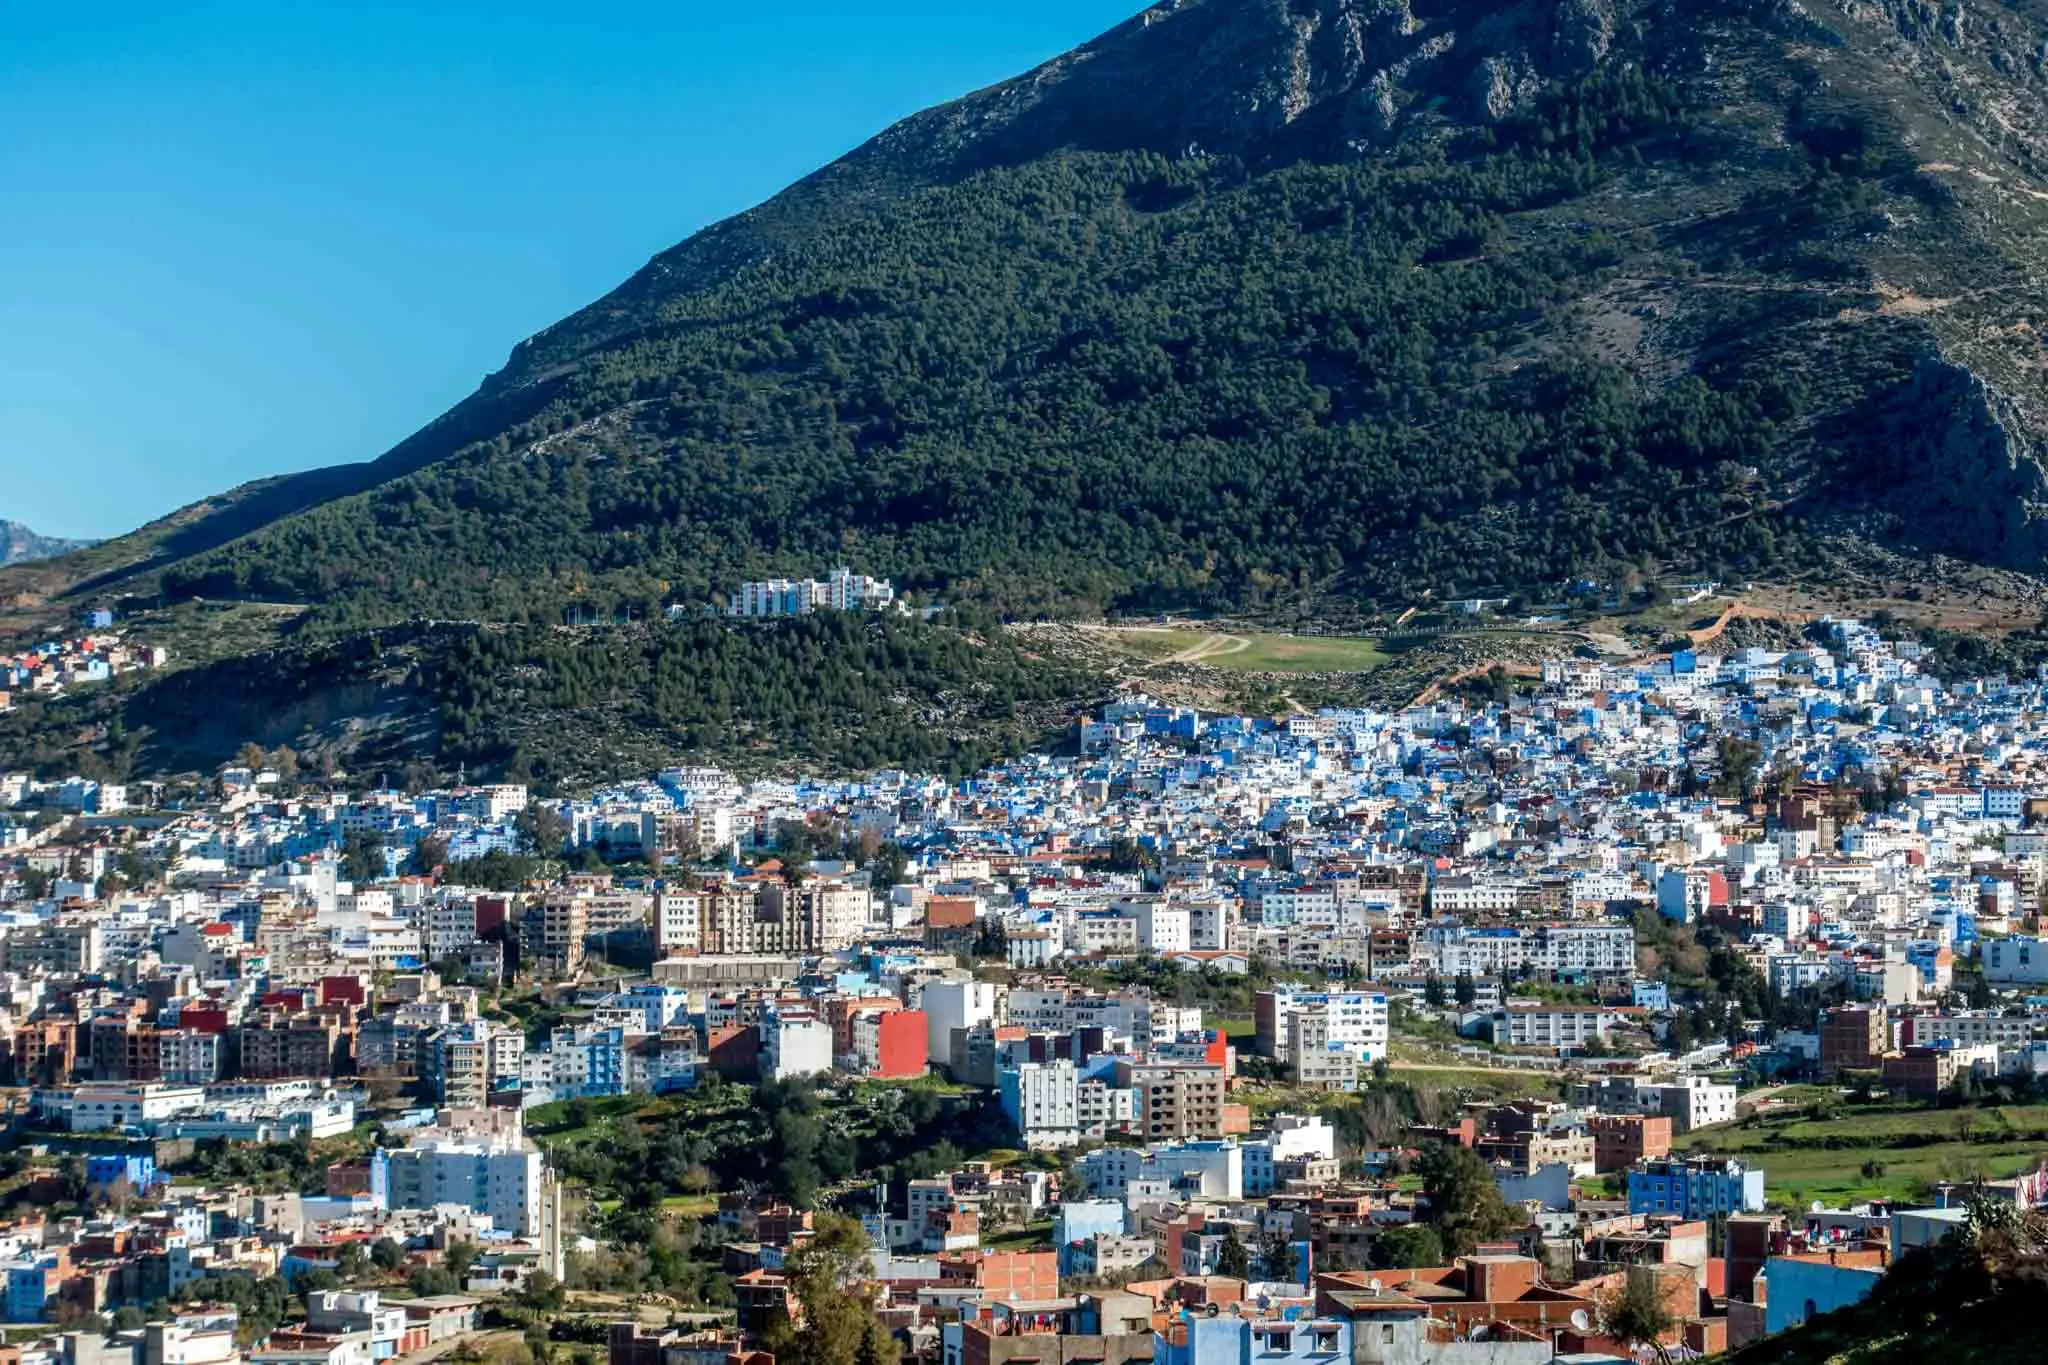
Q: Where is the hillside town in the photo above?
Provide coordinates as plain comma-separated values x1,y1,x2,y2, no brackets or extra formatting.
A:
0,619,2044,1365
0,621,167,713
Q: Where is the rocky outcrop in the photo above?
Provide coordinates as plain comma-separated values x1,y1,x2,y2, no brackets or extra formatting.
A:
0,520,90,567
1874,358,2048,570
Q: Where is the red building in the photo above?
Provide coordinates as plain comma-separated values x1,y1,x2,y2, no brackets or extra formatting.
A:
861,1009,928,1079
319,975,368,1007
475,896,512,939
176,1003,231,1034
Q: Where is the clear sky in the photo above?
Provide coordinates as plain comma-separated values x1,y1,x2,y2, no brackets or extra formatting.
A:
1,0,1138,540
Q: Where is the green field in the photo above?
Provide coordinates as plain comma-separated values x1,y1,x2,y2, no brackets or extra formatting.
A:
1680,1101,2048,1207
1102,628,1392,673
986,1219,1055,1251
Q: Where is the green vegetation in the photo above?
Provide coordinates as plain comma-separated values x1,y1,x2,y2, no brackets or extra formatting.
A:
1416,1142,1523,1257
1681,1099,2048,1207
987,1220,1056,1252
761,1214,900,1365
1718,1199,2047,1365
547,1073,1005,1216
99,48,1920,637
1099,629,1392,673
0,613,1097,786
7,2,2045,781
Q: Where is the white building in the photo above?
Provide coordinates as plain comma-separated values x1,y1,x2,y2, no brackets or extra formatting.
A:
1000,1059,1081,1150
1640,1076,1739,1133
655,891,703,953
382,1126,543,1236
921,979,999,1066
763,1009,834,1081
1132,902,1191,954
1261,989,1389,1063
1983,936,2048,986
1489,1006,1620,1050
39,1083,207,1132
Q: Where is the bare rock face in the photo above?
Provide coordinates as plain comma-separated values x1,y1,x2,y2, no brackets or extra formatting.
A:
1552,0,1617,70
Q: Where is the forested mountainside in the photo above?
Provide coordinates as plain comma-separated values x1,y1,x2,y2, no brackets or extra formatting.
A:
0,613,1089,789
6,0,2046,632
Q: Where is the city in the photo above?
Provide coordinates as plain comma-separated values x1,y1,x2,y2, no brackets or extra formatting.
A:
0,618,2043,1364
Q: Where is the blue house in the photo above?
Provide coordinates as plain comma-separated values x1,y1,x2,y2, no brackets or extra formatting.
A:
1158,1308,1352,1365
85,1152,162,1198
1628,1157,1766,1218
1053,1199,1126,1274
1762,1252,1884,1336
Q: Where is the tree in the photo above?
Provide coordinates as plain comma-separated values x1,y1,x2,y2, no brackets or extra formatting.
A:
1417,1143,1522,1257
1598,1272,1678,1365
341,833,385,884
1423,975,1448,1008
869,842,912,889
371,1238,407,1272
1368,1224,1444,1271
335,1241,371,1282
1453,973,1478,1008
517,805,569,857
520,1271,567,1313
971,917,1009,960
411,835,450,876
1214,1229,1252,1279
766,1214,899,1365
1260,1230,1299,1285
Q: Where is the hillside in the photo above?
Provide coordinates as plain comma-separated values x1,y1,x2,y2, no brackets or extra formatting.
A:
0,614,1091,790
0,0,2041,634
1715,1202,2047,1365
0,520,91,568
6,0,2048,780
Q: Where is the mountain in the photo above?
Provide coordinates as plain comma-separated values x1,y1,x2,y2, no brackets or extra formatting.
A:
5,0,2048,781
0,520,92,568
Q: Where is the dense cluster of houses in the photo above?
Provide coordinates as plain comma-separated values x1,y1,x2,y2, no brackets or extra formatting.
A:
2,617,2047,1360
0,628,166,713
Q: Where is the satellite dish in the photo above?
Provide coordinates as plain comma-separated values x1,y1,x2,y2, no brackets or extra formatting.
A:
1810,1200,1825,1214
1469,1326,1490,1343
1368,1279,1384,1295
1570,1310,1592,1333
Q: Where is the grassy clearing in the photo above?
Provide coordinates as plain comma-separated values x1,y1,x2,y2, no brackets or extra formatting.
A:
1103,629,1195,662
661,1193,719,1217
1099,628,1392,673
1224,634,1392,672
1680,1100,2048,1206
987,1219,1055,1251
1244,1065,1564,1117
1385,1065,1568,1101
1212,1015,1256,1047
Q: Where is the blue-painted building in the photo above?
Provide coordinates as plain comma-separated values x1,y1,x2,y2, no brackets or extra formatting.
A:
1053,1199,1126,1274
1628,1157,1766,1218
1762,1253,1884,1336
3,1257,60,1322
1158,1308,1352,1365
85,1152,162,1198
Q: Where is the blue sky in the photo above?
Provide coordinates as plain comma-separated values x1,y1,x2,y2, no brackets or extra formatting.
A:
1,0,1137,540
